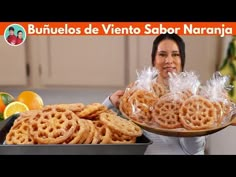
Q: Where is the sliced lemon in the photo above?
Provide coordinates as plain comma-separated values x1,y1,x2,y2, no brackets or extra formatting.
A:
3,101,29,119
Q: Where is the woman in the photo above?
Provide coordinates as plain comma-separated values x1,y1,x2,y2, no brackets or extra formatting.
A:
102,33,206,155
15,30,23,45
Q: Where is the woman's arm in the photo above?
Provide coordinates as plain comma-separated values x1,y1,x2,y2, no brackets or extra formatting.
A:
179,136,206,155
102,90,125,114
102,95,119,112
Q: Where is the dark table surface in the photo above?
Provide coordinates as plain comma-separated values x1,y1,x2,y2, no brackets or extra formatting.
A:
0,120,5,129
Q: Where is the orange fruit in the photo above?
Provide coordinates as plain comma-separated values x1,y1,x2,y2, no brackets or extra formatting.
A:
17,91,44,110
3,101,29,119
0,92,15,120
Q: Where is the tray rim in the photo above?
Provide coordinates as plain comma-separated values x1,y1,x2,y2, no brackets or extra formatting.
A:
0,114,153,151
119,103,235,137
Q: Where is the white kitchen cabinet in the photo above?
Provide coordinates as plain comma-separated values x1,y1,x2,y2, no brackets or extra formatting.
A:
37,36,126,87
0,40,27,86
0,35,221,88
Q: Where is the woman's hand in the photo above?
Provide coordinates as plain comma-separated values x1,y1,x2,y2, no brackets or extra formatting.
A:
109,90,125,109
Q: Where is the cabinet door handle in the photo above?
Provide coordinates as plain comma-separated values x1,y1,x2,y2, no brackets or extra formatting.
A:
26,63,30,77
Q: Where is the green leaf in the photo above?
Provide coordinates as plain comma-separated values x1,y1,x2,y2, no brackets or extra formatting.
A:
229,42,235,57
233,39,236,57
0,113,3,120
1,94,13,105
229,61,236,76
219,57,228,70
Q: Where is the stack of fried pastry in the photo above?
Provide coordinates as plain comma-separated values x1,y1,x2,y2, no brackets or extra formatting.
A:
119,82,167,125
152,93,232,130
5,103,142,145
120,85,232,130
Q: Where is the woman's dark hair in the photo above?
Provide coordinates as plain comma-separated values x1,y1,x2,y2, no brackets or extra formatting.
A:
17,30,23,34
151,33,185,70
9,26,14,31
17,30,23,39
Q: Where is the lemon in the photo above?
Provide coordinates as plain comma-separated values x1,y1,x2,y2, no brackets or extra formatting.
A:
3,101,29,119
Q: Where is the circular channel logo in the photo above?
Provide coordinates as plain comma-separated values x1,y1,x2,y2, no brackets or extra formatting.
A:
4,24,27,46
